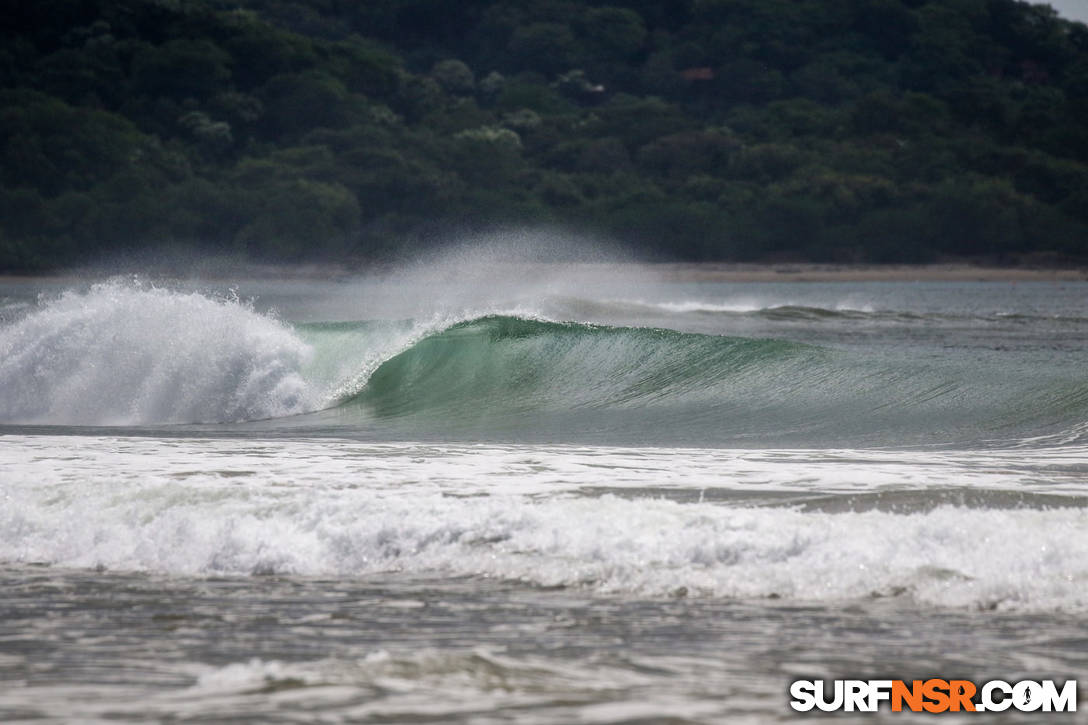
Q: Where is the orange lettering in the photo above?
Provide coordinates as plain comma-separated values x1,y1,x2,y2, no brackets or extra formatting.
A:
949,680,977,712
892,680,924,712
923,679,951,713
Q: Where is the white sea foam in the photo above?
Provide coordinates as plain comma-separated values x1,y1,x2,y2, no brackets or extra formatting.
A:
610,298,878,315
0,280,563,424
3,435,1087,612
640,300,769,314
0,281,315,425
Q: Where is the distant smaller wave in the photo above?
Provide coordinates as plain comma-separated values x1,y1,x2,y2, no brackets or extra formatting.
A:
642,300,782,314
595,298,1088,325
607,298,876,315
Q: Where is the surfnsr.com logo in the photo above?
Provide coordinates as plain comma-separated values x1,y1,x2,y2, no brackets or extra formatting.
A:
790,679,1077,713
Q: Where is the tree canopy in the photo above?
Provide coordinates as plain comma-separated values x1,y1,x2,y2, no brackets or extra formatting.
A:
2,0,1088,270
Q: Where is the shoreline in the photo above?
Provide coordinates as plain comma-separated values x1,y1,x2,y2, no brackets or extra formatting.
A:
647,263,1088,282
2,262,1087,285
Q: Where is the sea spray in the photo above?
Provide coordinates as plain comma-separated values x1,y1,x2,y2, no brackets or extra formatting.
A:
3,275,1088,447
0,280,313,425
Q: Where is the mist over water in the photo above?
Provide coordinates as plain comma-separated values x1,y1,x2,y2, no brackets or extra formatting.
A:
2,239,1088,722
2,263,1086,448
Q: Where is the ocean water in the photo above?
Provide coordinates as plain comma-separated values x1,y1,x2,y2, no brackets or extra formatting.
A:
1,260,1087,722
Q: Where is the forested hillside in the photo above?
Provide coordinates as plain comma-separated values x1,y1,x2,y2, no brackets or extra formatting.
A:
3,0,1088,270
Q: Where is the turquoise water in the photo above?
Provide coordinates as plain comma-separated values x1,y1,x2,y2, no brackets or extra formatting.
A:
1,266,1086,722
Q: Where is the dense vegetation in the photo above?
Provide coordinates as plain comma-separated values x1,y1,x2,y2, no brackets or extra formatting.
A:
2,0,1088,270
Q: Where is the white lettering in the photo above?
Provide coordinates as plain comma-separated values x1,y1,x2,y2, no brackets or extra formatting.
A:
1013,680,1043,712
981,680,1013,712
868,680,893,711
1041,680,1077,713
815,680,844,712
789,680,817,712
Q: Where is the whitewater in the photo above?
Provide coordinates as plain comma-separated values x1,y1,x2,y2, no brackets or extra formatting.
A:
2,256,1087,722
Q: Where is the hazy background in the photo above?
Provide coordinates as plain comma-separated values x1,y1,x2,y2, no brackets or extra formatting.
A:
1049,1,1088,23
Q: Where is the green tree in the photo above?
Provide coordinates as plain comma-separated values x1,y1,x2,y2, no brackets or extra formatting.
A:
130,39,232,100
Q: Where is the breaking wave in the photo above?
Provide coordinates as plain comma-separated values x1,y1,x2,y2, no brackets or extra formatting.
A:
0,281,312,425
4,434,1087,611
1,281,1086,447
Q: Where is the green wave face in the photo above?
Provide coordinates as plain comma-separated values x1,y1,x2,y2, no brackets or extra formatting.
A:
293,315,1088,448
356,315,815,415
6,282,1086,446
